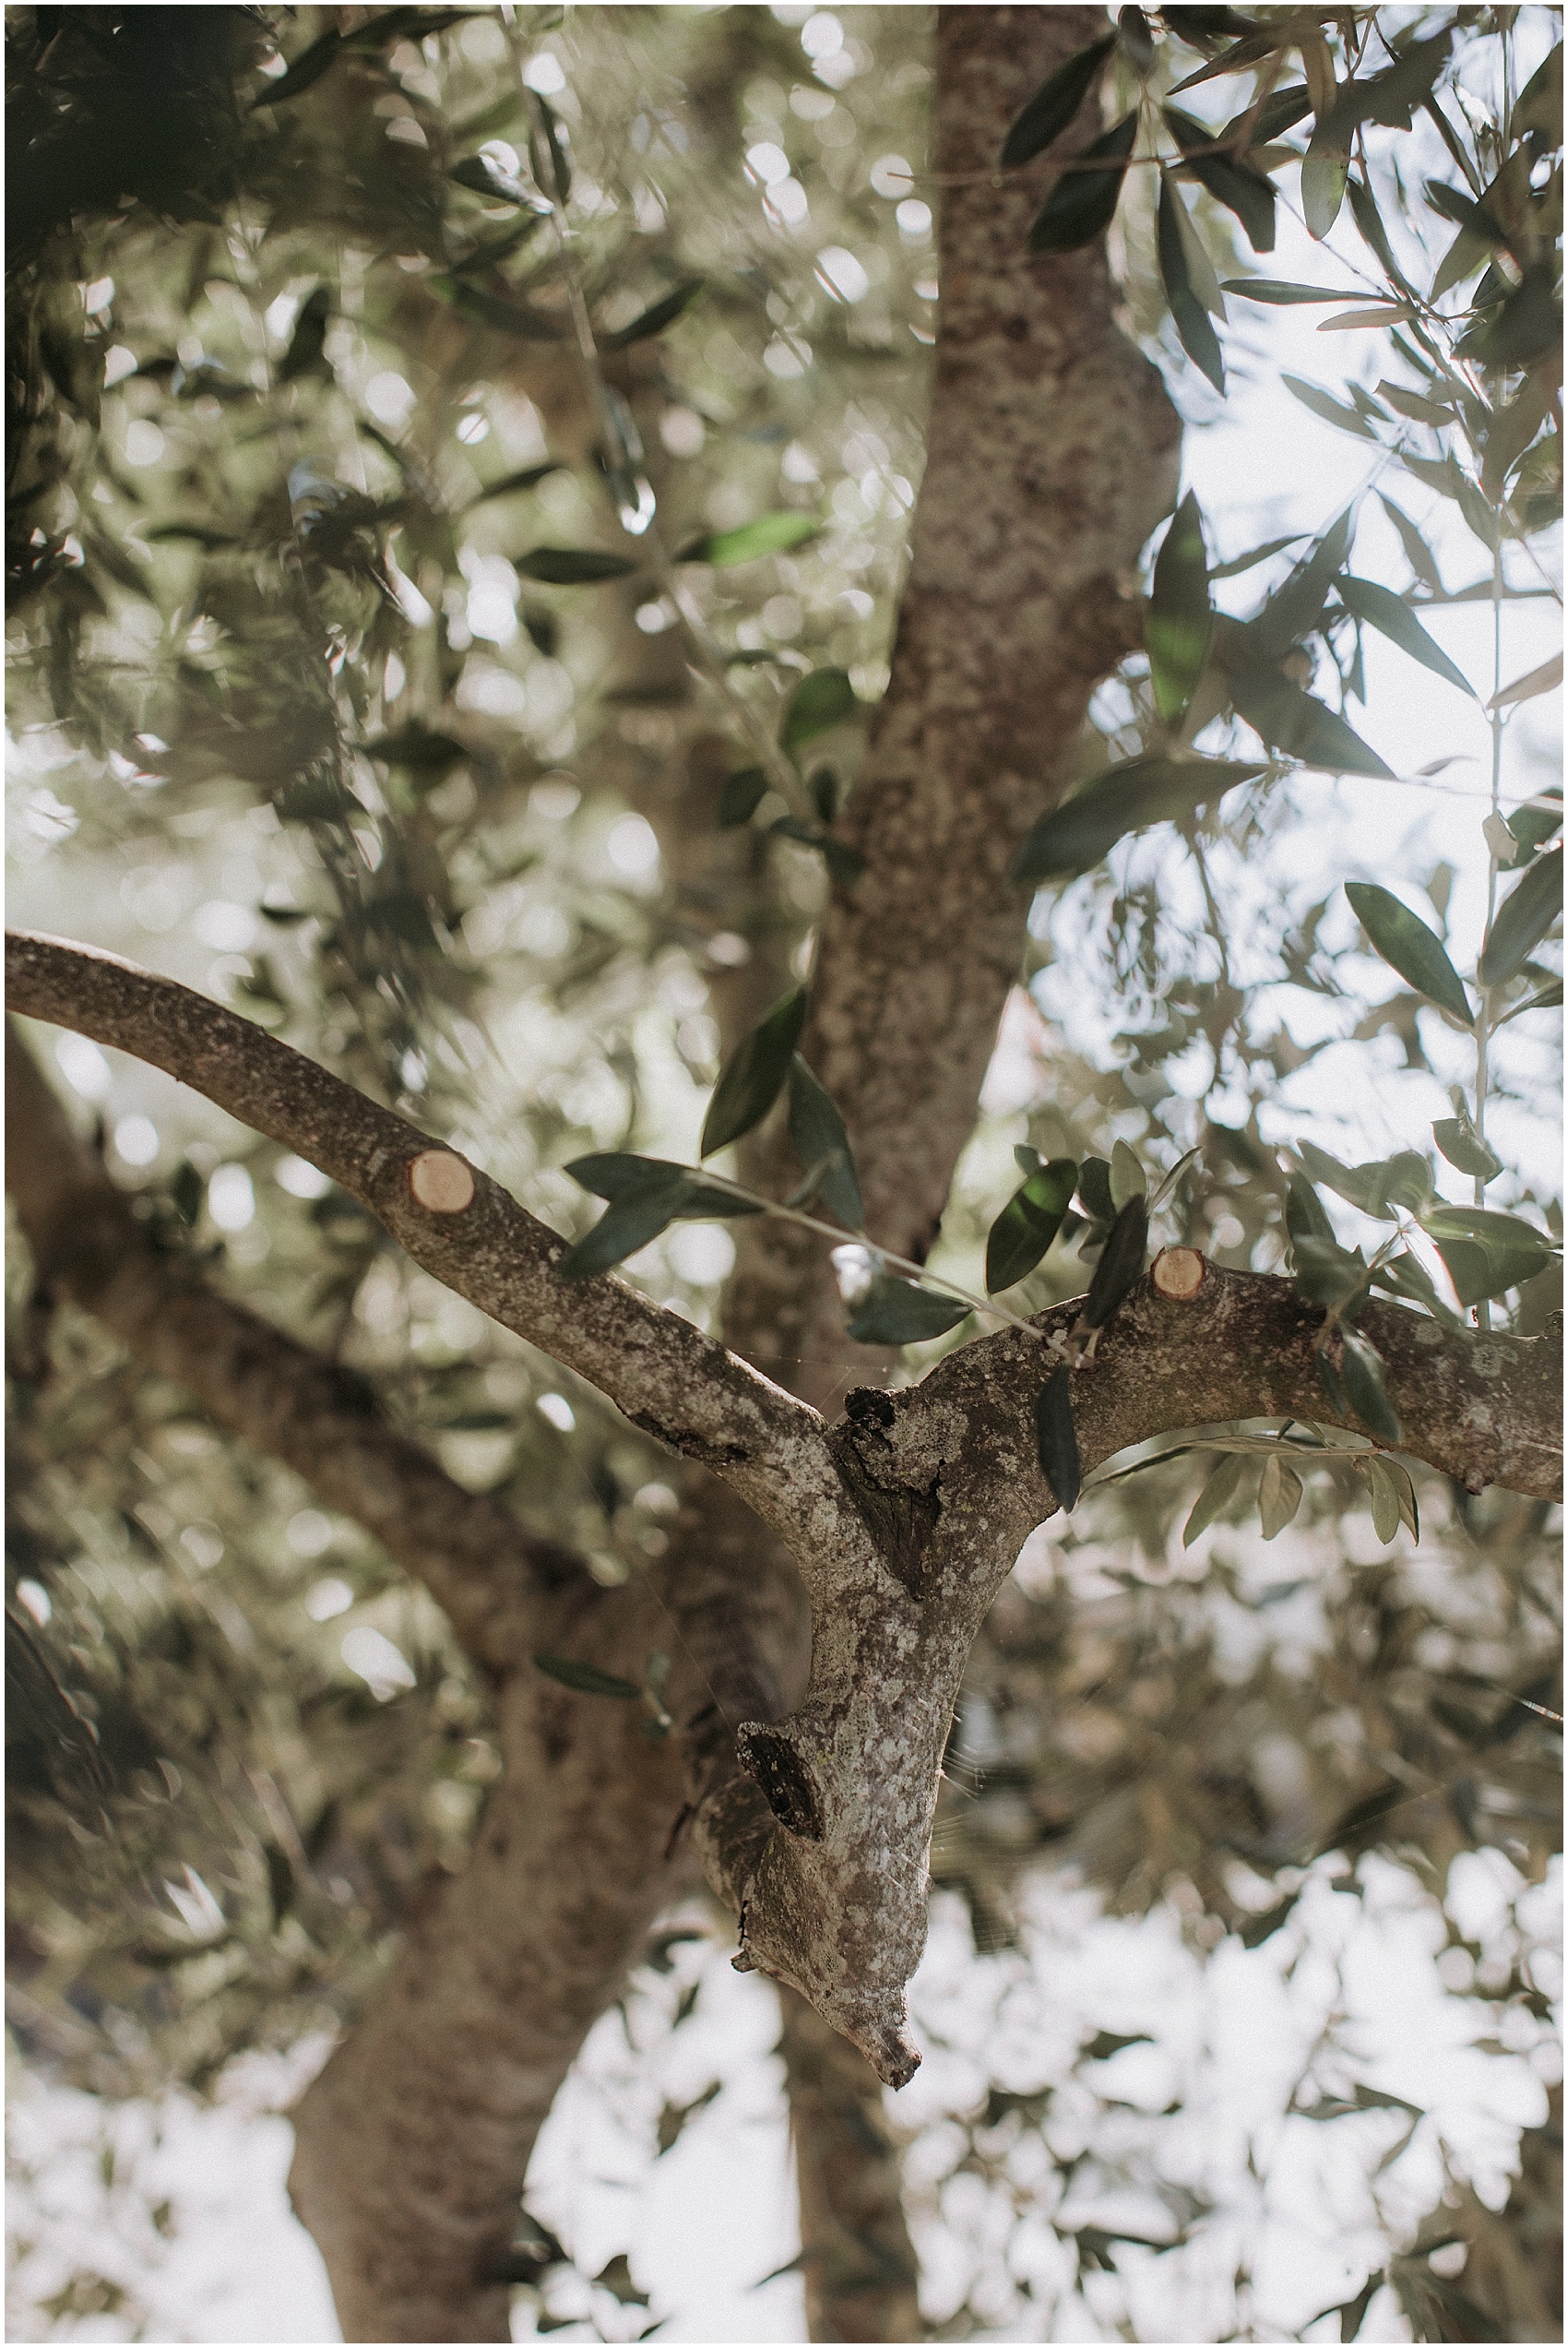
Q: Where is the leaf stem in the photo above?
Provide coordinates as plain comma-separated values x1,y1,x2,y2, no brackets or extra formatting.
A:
673,1167,1069,1351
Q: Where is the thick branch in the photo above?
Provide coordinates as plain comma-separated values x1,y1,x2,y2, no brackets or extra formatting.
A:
6,930,865,1584
725,3,1182,1396
696,1264,1561,2085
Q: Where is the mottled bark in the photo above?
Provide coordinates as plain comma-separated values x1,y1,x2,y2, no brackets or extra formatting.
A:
725,2,1182,1387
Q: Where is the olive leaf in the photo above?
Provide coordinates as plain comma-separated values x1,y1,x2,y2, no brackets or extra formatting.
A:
680,511,820,567
1258,1453,1304,1539
1222,280,1367,304
533,1655,642,1700
1286,1172,1336,1246
1281,374,1381,439
780,668,858,757
1229,669,1393,779
1338,1332,1401,1446
1036,1367,1082,1513
1158,178,1226,393
700,990,808,1157
516,547,638,584
1477,847,1562,989
1419,1204,1557,1305
1431,1097,1502,1182
1081,1197,1148,1329
1110,1139,1146,1208
787,1057,864,1232
1334,578,1475,697
1163,104,1277,252
1000,34,1117,168
1345,882,1473,1023
1146,491,1214,721
718,768,768,827
1028,113,1137,253
1011,756,1265,885
986,1158,1077,1292
1182,1452,1250,1546
601,278,706,350
848,1278,970,1347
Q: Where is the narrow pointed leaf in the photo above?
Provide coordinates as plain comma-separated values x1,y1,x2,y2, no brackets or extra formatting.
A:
1110,1140,1146,1208
681,511,820,567
1077,1157,1115,1224
1218,82,1313,148
1011,756,1265,885
1346,882,1473,1022
1028,113,1137,253
1338,1332,1401,1445
1281,374,1379,439
1183,1452,1249,1546
1258,1453,1304,1539
1000,34,1117,167
1159,175,1229,392
1477,848,1562,988
1379,495,1444,595
1244,505,1355,660
1209,533,1307,579
471,462,562,503
534,1655,642,1699
787,1058,864,1232
1488,653,1564,712
517,547,637,585
1230,670,1392,779
558,1178,690,1279
780,668,858,757
1164,105,1276,251
1335,578,1474,697
1365,1456,1403,1543
601,279,707,350
1036,1368,1082,1513
1286,1174,1336,1245
986,1158,1077,1292
252,30,342,106
700,991,808,1157
1222,280,1365,304
1146,490,1213,720
564,1152,759,1220
848,1278,970,1346
1301,150,1348,241
1082,1197,1148,1329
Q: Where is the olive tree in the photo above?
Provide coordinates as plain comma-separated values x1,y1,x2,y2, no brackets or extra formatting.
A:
6,6,1561,2342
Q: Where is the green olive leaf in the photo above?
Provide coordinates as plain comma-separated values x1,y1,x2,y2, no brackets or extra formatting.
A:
1345,881,1473,1022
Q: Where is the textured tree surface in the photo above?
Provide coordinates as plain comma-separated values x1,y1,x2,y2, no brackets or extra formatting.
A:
6,6,1562,2343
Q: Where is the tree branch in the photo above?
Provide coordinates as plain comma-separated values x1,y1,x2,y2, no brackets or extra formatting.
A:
5,1019,582,1670
6,930,862,1581
724,3,1182,1402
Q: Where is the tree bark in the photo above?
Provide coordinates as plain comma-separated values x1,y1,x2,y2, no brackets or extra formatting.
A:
725,2,1182,1389
7,13,1561,2342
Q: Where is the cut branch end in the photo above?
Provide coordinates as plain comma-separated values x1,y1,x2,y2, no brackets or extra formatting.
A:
1152,1246,1206,1300
409,1149,477,1214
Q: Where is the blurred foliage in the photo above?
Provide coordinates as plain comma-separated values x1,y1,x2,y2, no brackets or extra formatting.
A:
5,3,1562,2342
